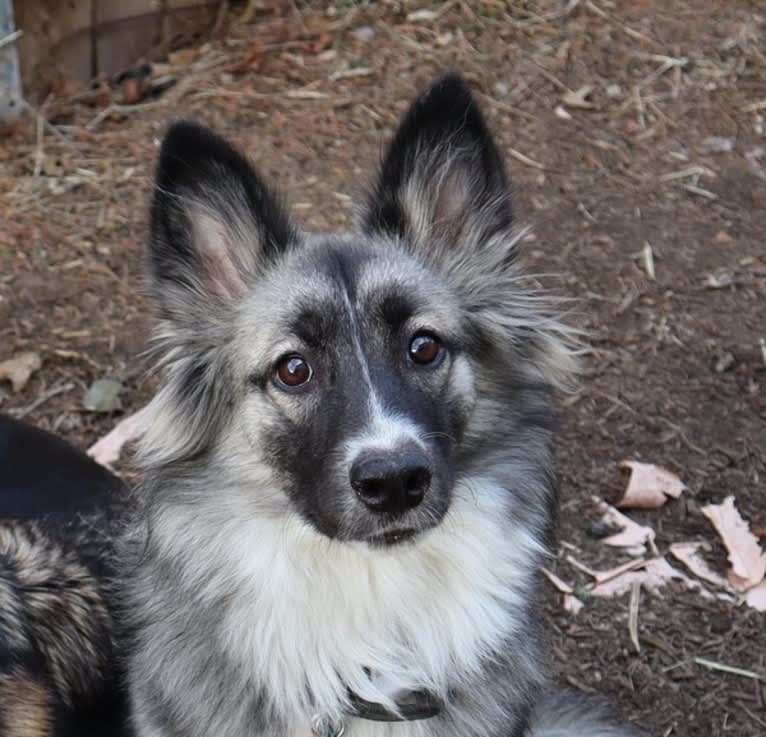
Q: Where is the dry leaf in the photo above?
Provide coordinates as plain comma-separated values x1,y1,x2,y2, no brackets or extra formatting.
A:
0,352,42,392
311,34,334,54
87,406,147,468
617,461,686,509
561,85,594,109
701,496,766,591
541,568,574,594
168,48,198,67
226,46,262,74
589,557,710,599
564,594,584,614
541,567,584,614
592,496,657,556
669,542,730,590
563,553,735,604
713,230,734,244
744,581,766,612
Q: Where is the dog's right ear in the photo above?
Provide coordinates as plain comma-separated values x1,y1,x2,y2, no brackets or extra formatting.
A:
148,121,295,321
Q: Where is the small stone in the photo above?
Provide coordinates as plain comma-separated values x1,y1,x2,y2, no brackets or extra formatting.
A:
493,81,509,97
702,136,735,153
352,25,376,42
83,377,124,413
605,84,622,99
705,272,735,289
407,9,437,22
587,520,623,539
745,146,766,180
714,352,735,373
55,412,83,434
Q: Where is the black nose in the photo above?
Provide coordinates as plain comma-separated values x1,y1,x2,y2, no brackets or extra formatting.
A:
350,448,432,515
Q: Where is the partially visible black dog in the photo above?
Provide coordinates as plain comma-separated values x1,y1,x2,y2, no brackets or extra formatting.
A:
0,414,128,737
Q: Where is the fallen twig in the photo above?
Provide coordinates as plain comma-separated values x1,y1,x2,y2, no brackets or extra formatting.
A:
628,581,641,653
9,381,75,420
693,658,764,682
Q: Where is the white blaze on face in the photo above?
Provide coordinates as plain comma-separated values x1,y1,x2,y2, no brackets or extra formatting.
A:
344,390,426,469
340,291,425,466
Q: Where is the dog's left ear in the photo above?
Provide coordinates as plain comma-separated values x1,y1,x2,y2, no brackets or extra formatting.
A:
362,74,513,262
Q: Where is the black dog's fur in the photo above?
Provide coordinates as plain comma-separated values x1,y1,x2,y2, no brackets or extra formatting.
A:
0,414,128,737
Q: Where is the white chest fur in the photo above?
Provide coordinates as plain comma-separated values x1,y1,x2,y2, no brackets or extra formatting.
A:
157,480,541,734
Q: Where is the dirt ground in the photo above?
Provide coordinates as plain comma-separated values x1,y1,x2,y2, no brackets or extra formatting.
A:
1,2,765,735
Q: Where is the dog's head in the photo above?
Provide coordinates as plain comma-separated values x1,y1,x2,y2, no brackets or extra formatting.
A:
141,74,575,548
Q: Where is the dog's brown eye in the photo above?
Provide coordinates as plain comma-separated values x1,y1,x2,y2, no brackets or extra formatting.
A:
409,333,442,366
275,354,312,388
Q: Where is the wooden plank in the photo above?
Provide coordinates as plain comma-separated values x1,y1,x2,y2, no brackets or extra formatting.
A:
97,0,162,24
0,0,22,121
15,0,219,98
94,2,216,78
95,0,164,78
161,1,218,56
16,0,94,98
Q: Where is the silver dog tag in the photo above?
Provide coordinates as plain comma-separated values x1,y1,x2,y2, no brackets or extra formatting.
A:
310,716,345,737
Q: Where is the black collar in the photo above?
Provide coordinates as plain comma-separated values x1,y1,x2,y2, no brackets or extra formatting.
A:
347,688,443,722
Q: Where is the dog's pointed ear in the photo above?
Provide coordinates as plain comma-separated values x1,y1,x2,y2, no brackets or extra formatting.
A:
361,74,513,262
149,121,295,319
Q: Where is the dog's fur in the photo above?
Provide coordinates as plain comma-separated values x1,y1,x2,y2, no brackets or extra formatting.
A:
1,74,643,737
0,414,128,737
